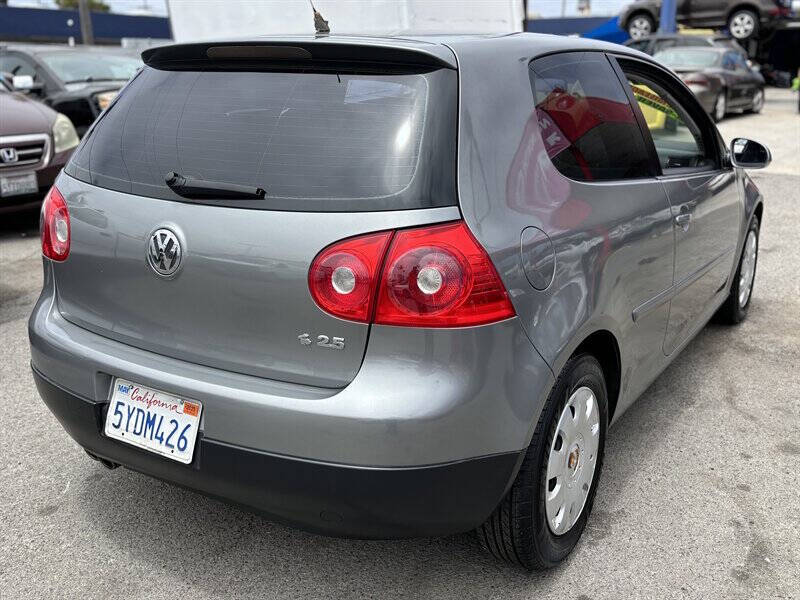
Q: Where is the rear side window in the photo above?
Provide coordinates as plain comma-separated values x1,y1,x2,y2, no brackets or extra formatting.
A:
66,66,457,211
731,53,749,71
529,52,654,182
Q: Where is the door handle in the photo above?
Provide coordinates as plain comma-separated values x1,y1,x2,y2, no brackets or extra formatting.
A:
675,213,691,231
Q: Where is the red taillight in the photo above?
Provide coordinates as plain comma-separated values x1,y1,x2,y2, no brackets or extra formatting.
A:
308,231,393,323
375,222,515,327
41,185,70,261
308,221,515,327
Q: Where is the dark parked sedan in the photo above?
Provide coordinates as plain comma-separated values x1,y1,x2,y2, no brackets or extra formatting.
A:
0,45,141,136
620,0,795,40
654,47,765,120
0,78,78,214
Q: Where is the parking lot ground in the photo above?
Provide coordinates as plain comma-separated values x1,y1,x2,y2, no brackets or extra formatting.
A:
1,89,798,600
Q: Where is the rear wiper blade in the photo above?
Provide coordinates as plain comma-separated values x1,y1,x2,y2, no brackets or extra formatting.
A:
165,172,266,200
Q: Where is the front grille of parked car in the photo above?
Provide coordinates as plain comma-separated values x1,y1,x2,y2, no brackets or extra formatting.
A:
0,134,50,169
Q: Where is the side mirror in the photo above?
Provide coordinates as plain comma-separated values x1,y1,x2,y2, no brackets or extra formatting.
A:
11,75,44,95
730,138,771,169
12,74,35,91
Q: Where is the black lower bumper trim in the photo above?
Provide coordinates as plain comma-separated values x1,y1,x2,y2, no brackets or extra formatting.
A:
33,368,522,538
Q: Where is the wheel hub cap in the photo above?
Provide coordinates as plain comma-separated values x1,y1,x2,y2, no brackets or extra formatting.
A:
731,14,755,38
545,386,600,536
568,446,580,471
629,17,652,39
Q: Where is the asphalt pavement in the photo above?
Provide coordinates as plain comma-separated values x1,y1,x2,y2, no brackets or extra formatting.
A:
1,89,798,600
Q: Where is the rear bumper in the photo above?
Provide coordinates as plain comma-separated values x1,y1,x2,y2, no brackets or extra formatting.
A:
33,368,522,538
29,253,554,535
29,265,554,467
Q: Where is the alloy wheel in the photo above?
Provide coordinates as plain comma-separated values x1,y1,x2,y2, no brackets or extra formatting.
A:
738,230,758,308
730,12,756,39
628,16,652,40
545,386,600,536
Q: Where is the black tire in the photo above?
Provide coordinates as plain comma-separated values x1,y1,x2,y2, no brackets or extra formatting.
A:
477,354,608,570
714,215,759,324
626,12,655,40
728,9,759,40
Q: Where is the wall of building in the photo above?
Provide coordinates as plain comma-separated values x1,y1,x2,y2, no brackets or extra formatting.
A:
0,5,171,45
166,0,524,42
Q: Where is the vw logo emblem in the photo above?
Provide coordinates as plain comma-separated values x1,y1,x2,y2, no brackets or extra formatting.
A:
147,228,182,277
0,147,18,164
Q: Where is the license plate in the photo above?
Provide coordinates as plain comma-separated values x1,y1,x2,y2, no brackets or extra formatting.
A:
104,378,203,464
0,172,38,197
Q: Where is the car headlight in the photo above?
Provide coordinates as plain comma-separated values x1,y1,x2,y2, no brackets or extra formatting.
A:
52,113,80,154
94,90,118,111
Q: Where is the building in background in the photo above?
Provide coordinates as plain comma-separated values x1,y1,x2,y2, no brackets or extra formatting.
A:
166,0,524,42
0,3,170,44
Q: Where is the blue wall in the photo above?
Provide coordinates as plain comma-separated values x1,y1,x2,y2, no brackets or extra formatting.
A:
0,6,171,43
525,16,628,44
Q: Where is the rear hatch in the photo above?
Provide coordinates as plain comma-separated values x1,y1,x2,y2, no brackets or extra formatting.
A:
55,40,459,388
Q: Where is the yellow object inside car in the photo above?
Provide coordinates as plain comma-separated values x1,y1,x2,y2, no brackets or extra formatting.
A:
631,84,682,131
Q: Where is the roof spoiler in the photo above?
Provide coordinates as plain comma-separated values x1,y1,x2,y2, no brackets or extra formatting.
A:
141,40,457,71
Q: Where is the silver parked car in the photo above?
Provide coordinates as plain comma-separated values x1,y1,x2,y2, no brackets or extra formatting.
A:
29,34,770,570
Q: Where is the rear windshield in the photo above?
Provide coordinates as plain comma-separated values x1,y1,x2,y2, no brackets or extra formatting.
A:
66,65,458,211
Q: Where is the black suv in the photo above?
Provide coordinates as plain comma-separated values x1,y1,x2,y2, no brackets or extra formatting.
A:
620,0,795,41
0,45,141,136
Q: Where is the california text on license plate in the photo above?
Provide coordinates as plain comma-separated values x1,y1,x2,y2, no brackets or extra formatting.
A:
104,378,203,464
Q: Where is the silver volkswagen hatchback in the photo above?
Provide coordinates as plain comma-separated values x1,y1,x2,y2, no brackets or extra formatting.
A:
29,34,770,570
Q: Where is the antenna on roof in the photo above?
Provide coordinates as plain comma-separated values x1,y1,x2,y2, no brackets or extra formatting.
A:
308,1,330,34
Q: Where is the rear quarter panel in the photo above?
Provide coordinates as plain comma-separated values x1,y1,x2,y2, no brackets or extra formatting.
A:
449,38,678,426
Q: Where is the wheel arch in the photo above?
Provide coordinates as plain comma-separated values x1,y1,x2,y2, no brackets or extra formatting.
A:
753,200,763,226
625,8,657,29
569,330,621,424
742,172,764,229
726,3,762,22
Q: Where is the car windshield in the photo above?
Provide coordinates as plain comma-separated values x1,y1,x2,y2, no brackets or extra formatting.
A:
654,49,720,69
66,65,458,211
40,52,141,83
